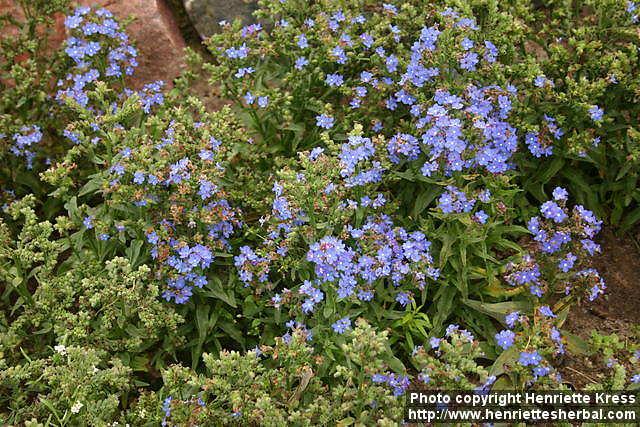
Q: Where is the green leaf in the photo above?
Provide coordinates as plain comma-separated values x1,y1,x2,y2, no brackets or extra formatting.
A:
620,206,640,231
125,240,144,268
64,196,79,220
490,346,518,377
196,304,210,340
463,299,531,324
205,278,237,308
411,185,440,217
538,157,565,184
563,331,592,356
78,174,104,197
218,320,244,347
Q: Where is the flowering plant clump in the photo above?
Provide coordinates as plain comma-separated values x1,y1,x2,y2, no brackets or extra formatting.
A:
126,320,403,426
1,1,639,425
41,31,245,303
412,325,496,391
492,308,565,388
102,113,243,304
506,187,605,302
56,6,138,108
208,1,526,182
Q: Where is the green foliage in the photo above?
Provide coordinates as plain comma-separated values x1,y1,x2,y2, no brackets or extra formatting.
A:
0,0,71,195
126,320,402,426
0,345,132,426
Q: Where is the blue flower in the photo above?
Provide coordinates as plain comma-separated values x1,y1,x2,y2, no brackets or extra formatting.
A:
533,366,551,378
538,305,557,318
540,201,567,223
396,292,411,306
589,105,604,122
83,215,94,229
296,34,308,49
198,179,217,200
505,311,520,328
526,132,553,157
133,171,145,184
474,210,489,224
459,52,479,71
309,147,324,161
315,114,335,129
518,351,542,366
331,317,351,334
325,73,344,87
534,75,553,88
552,187,568,201
294,56,308,69
494,330,515,350
558,252,577,272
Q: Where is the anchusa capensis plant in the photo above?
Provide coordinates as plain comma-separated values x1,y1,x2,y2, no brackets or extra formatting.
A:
126,320,403,426
506,187,605,302
412,325,496,391
1,1,639,425
56,6,138,108
492,308,565,389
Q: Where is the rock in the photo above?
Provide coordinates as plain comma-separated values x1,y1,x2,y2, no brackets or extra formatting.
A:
76,0,187,88
183,0,258,39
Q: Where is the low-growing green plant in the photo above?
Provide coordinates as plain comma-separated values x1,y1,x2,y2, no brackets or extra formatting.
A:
126,320,403,426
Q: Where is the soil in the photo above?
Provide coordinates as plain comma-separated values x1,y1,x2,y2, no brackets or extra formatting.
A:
561,227,640,388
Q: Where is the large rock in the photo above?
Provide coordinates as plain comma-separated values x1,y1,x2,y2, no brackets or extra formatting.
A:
78,0,186,88
183,0,257,39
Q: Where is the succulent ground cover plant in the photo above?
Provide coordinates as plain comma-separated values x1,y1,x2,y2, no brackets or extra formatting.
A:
0,0,639,425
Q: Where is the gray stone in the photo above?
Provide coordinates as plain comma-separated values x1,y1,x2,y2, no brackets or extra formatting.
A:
183,0,258,39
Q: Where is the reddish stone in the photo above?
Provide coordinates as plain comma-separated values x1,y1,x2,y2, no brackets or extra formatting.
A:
77,0,186,88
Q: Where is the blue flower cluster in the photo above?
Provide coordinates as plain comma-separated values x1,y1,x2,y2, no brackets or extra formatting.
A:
408,85,519,175
437,186,475,214
102,118,240,303
331,316,351,334
371,372,410,397
57,7,138,107
629,2,640,23
339,134,384,187
234,245,270,286
218,5,542,183
148,235,212,303
525,115,563,158
506,188,605,301
494,309,565,385
305,215,439,308
9,125,42,169
436,186,492,224
282,320,313,343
